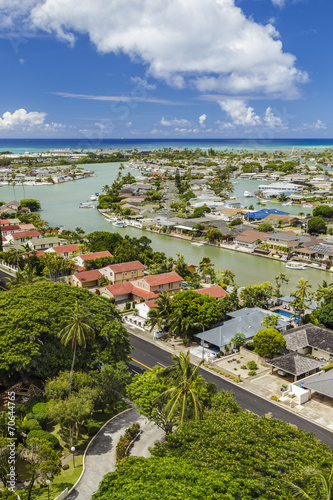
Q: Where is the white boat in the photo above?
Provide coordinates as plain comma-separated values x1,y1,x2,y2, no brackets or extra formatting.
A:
191,242,205,247
113,220,126,227
90,194,98,201
79,202,95,209
286,262,307,270
244,191,253,197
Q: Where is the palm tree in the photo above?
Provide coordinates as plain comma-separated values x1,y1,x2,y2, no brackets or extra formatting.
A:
6,268,49,289
219,269,235,286
146,307,165,333
285,464,333,499
57,301,95,396
295,278,312,302
102,184,110,194
168,309,194,340
198,257,216,282
261,313,279,328
156,351,216,427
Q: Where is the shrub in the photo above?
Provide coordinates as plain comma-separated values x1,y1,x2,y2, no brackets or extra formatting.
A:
322,362,333,372
116,423,141,464
271,395,279,401
32,402,47,414
86,420,101,437
246,341,254,351
125,302,131,310
240,365,247,369
132,301,137,308
247,361,258,370
248,370,257,376
27,430,59,448
233,368,237,371
236,360,241,364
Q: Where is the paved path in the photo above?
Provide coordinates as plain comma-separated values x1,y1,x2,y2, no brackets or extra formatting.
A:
67,408,164,500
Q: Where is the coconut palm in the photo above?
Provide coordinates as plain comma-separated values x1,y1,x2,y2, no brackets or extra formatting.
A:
57,301,95,396
295,278,312,302
146,307,165,333
261,313,279,328
6,268,49,289
168,309,194,340
285,464,333,499
156,351,216,427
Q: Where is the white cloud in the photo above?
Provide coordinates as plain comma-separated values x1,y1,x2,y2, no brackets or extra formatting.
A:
0,108,46,130
1,0,308,97
199,114,207,127
126,121,132,127
296,119,327,131
52,92,179,105
271,0,286,7
218,99,261,126
161,117,191,127
130,76,156,90
264,107,285,128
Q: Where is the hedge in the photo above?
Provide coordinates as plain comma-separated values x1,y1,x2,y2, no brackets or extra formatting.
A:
27,429,59,448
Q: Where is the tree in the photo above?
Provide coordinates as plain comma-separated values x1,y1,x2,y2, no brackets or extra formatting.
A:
257,222,274,232
95,362,132,412
240,281,273,309
169,290,223,332
274,272,289,298
0,283,131,384
285,464,333,500
313,205,333,219
25,438,61,500
318,302,333,329
198,257,216,282
0,225,2,253
167,309,194,340
19,199,41,211
218,269,235,286
204,228,223,242
6,267,49,289
230,332,246,349
253,328,286,358
57,301,95,396
308,216,327,235
295,278,312,302
261,313,279,328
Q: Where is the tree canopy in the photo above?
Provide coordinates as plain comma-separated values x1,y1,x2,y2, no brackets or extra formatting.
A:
0,282,131,383
253,328,286,358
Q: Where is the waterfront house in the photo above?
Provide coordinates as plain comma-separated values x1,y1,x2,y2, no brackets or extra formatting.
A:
1,224,23,236
263,213,303,227
305,243,333,262
234,230,267,252
257,182,302,198
25,236,66,251
133,272,183,295
194,285,229,299
283,324,333,361
74,251,113,267
224,199,242,209
6,230,41,244
266,232,301,250
245,209,288,222
67,269,103,288
99,261,146,284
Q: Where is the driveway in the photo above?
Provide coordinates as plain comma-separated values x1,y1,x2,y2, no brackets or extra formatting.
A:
67,408,164,500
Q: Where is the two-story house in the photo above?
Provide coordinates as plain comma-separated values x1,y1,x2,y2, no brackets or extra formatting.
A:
99,261,146,284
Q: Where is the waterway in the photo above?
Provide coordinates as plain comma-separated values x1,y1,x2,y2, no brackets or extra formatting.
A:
0,162,331,291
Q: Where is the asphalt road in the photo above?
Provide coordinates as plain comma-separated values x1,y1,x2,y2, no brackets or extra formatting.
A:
129,333,333,448
0,268,12,290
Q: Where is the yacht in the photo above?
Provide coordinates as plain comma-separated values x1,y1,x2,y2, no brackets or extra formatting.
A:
79,202,95,209
286,262,307,270
244,191,253,197
90,194,98,201
113,220,126,227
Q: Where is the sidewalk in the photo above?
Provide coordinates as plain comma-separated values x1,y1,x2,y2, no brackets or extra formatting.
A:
127,323,333,433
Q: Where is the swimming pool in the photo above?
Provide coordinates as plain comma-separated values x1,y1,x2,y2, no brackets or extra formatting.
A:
275,308,299,322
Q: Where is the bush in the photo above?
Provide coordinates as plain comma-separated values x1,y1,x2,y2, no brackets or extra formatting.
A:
116,423,141,464
247,361,258,370
86,420,101,437
132,301,137,308
271,395,279,401
32,402,47,414
248,370,257,376
125,302,131,310
233,368,237,371
245,341,254,351
322,363,333,372
27,430,59,448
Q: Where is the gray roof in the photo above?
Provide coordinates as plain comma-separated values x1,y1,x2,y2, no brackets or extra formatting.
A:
300,370,333,398
308,245,333,255
279,296,319,311
195,308,290,349
267,352,325,376
267,232,300,241
283,324,333,354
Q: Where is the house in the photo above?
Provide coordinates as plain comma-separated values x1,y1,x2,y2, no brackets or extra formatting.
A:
283,324,333,362
99,260,145,284
245,209,288,221
266,232,300,250
6,230,41,244
25,236,66,251
267,352,325,382
224,199,242,209
133,272,183,295
298,369,333,400
136,299,158,319
305,243,333,262
263,213,303,227
234,230,267,252
45,244,81,258
278,296,319,314
194,285,228,299
194,307,290,354
98,282,134,303
66,269,103,288
74,251,113,267
1,225,22,236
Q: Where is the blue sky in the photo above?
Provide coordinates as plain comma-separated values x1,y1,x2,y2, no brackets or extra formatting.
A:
0,0,331,139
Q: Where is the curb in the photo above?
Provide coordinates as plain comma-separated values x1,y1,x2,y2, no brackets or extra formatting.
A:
67,407,134,496
129,329,333,439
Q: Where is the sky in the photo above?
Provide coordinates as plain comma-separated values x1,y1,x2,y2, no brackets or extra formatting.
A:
0,0,331,139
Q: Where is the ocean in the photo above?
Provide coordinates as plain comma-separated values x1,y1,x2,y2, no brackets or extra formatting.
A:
0,138,333,154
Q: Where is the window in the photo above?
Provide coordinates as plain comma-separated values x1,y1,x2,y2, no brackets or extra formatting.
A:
159,284,163,291
168,282,173,289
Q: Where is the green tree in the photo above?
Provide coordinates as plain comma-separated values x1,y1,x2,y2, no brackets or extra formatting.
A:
257,222,274,232
253,328,286,358
261,313,279,328
313,205,333,218
231,333,246,349
94,362,132,412
57,301,95,396
285,464,333,500
198,257,216,282
167,308,194,340
295,278,312,302
19,199,41,211
308,216,327,235
218,269,235,286
274,272,290,298
25,438,61,500
6,267,49,289
318,302,333,330
240,281,273,309
169,290,222,332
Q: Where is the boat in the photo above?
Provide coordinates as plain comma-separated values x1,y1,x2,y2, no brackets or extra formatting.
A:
79,202,95,209
244,191,253,197
112,220,126,227
90,194,98,201
286,262,307,270
191,242,205,247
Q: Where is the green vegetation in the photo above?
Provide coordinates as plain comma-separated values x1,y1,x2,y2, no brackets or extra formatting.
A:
92,391,333,500
253,328,287,358
20,199,41,211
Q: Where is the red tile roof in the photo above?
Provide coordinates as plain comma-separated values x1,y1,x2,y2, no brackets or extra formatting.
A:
18,224,36,230
11,230,41,239
80,251,113,260
50,244,80,254
0,219,10,225
1,225,21,232
194,285,228,299
235,230,267,244
108,260,145,273
145,300,158,308
74,270,102,282
131,286,159,299
104,282,134,296
143,272,183,286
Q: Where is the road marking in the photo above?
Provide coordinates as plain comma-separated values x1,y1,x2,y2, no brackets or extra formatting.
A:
132,369,140,374
130,357,152,371
157,362,166,367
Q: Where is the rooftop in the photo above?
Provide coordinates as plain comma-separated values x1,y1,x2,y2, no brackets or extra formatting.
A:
267,352,325,376
108,260,145,273
143,272,183,286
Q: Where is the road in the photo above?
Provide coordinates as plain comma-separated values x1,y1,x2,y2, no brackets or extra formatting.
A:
0,268,12,290
129,333,333,448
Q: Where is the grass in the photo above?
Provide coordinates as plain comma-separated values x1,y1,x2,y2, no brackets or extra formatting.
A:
19,455,83,500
